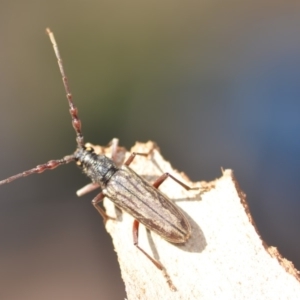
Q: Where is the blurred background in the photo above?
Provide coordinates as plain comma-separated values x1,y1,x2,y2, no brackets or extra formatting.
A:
0,1,300,299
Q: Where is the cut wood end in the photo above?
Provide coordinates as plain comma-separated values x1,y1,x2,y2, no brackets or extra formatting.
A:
101,141,300,300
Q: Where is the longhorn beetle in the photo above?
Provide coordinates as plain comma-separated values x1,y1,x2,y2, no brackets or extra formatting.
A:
0,28,197,275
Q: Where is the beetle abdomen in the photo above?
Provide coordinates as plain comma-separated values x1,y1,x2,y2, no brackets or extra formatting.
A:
104,166,191,243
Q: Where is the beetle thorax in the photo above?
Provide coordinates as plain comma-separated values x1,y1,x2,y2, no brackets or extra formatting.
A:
74,146,118,188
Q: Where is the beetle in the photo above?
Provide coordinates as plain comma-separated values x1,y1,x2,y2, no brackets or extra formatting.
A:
0,28,197,272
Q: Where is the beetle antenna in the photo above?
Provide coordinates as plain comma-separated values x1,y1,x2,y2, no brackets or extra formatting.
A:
0,155,75,186
46,28,84,148
0,29,81,186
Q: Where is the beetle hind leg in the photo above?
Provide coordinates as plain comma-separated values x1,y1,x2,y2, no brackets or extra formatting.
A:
133,219,177,291
124,150,198,191
133,219,163,270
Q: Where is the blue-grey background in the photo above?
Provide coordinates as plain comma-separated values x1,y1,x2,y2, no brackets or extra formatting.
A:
0,1,300,299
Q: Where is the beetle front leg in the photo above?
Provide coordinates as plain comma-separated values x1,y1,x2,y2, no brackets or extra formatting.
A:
92,192,115,223
77,182,99,196
107,138,127,166
133,219,164,270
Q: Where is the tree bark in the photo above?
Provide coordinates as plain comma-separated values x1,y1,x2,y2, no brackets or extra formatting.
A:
102,141,300,300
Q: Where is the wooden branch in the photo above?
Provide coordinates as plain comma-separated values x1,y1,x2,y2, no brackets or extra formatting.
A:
101,141,300,299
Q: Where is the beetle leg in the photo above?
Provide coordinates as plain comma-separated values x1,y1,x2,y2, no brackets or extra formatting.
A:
152,172,198,190
77,182,99,196
124,152,198,191
124,150,153,166
108,138,119,162
107,138,127,166
133,219,163,270
92,192,115,223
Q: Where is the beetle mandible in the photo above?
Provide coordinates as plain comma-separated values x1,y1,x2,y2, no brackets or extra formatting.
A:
0,28,197,271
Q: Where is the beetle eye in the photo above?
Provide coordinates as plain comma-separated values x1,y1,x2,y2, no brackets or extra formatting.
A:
83,144,94,153
84,143,94,152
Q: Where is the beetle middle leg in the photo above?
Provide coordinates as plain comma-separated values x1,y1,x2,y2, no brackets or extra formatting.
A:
125,152,198,191
152,172,198,190
92,192,115,223
124,151,153,166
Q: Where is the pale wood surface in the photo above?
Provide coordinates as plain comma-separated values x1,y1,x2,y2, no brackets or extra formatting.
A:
100,141,300,300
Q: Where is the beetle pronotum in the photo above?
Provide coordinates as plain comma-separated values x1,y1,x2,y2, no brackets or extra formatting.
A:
0,28,197,279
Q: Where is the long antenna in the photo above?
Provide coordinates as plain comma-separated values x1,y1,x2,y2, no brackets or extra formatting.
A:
0,29,81,186
0,155,75,186
46,28,84,147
